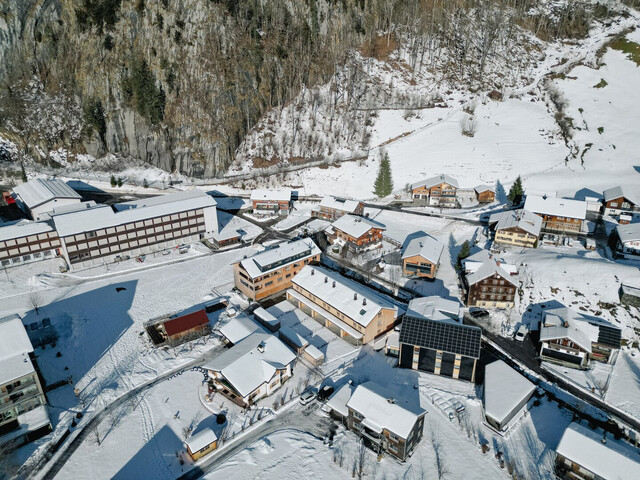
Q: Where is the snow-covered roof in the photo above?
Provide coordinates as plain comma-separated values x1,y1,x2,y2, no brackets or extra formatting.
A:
13,178,81,208
204,332,296,398
401,235,444,264
279,325,309,349
53,189,217,237
483,360,535,425
0,314,33,360
474,185,495,194
617,222,640,244
540,308,597,353
325,383,355,418
489,209,542,237
186,428,217,453
304,344,324,361
238,238,320,279
331,214,386,238
346,381,426,439
0,314,35,385
524,195,587,220
42,201,101,220
0,219,55,242
319,196,362,213
250,189,292,202
411,174,459,190
406,296,461,324
556,422,640,480
291,265,398,328
603,185,639,205
464,250,518,287
253,307,279,328
218,315,264,344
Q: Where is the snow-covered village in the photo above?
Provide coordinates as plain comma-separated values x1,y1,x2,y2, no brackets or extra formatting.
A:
2,1,640,479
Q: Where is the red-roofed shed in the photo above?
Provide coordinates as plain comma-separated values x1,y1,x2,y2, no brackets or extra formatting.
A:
162,309,210,342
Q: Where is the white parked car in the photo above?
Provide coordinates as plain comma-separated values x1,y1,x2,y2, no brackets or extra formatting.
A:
299,388,316,405
514,325,528,342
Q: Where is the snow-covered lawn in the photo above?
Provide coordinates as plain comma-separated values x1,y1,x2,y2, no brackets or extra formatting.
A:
606,350,640,421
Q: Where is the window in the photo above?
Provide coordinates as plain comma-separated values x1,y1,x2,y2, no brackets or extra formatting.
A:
265,281,273,287
87,231,97,238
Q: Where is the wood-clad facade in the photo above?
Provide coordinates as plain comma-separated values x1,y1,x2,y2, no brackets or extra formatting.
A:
465,272,517,308
536,213,583,234
331,226,384,250
401,254,438,279
476,189,495,203
412,181,458,207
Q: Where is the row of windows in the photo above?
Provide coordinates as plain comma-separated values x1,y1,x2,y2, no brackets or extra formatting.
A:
0,231,58,249
0,239,61,259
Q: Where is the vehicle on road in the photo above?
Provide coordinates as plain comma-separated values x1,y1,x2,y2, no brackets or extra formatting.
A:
515,324,528,342
469,307,490,318
300,387,316,405
316,385,334,402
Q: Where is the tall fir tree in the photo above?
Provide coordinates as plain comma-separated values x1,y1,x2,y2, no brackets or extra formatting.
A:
373,152,394,197
456,240,471,270
507,175,524,203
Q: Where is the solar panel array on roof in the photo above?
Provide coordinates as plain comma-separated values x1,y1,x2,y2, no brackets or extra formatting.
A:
596,324,621,348
399,316,481,358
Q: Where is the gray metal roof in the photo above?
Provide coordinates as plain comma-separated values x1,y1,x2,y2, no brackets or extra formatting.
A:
13,178,81,208
401,234,444,264
617,222,640,244
0,220,55,242
332,214,386,238
603,185,639,205
411,174,459,190
489,209,542,237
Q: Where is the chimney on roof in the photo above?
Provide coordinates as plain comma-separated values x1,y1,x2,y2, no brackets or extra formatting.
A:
387,398,395,404
332,281,336,288
311,268,314,275
325,276,328,283
257,341,266,353
363,298,367,306
354,293,358,301
601,433,607,444
419,242,423,248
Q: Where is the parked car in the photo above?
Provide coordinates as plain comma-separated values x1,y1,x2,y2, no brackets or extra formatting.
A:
469,307,490,319
514,324,528,342
316,385,334,402
300,387,316,405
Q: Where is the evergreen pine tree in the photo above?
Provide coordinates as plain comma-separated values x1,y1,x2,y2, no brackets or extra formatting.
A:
507,176,524,203
373,152,394,197
457,240,471,269
143,178,149,188
110,175,117,187
21,162,27,183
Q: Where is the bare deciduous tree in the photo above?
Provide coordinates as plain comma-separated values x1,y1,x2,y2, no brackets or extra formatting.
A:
431,426,450,480
29,290,43,315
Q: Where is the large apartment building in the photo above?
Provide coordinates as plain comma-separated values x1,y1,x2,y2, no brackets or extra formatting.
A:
52,189,218,270
250,189,292,216
287,264,398,345
489,209,542,248
233,238,321,301
0,315,50,446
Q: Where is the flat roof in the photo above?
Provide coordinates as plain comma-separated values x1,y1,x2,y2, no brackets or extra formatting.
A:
406,296,461,323
483,360,535,425
524,195,587,220
53,189,216,237
401,235,444,264
331,214,386,238
304,344,324,361
238,238,320,279
253,307,279,327
0,352,35,385
13,178,81,208
186,428,217,453
250,189,292,202
279,325,309,349
0,220,55,242
291,265,398,328
556,422,640,480
0,314,34,360
346,381,426,438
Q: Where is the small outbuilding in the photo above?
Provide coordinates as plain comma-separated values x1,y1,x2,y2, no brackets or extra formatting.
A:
162,309,210,345
483,360,535,433
218,315,263,345
186,428,218,461
278,325,309,354
253,307,280,332
302,344,325,366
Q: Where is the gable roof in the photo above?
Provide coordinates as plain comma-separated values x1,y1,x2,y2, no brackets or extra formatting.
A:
13,178,81,209
291,265,398,328
489,209,542,237
603,186,639,205
186,428,217,453
401,235,444,264
474,185,495,194
204,332,296,398
346,381,426,438
464,250,518,287
250,189,292,202
540,306,621,350
237,238,321,279
411,174,459,190
483,360,535,425
406,296,461,324
617,222,640,244
331,214,386,238
319,196,362,213
524,195,587,220
163,309,209,337
556,422,640,480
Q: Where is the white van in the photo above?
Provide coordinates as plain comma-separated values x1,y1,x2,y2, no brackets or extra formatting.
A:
514,325,528,342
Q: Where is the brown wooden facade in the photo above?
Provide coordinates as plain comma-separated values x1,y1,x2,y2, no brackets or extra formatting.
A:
332,226,384,250
412,182,457,206
233,254,320,301
0,230,61,268
402,254,439,279
312,203,364,221
535,213,583,234
465,272,516,308
252,199,290,215
604,195,638,215
60,209,207,266
476,190,495,203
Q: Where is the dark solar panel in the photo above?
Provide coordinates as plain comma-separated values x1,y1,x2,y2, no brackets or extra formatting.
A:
597,325,621,348
399,316,481,358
